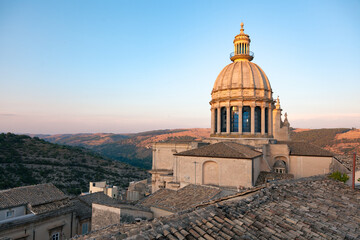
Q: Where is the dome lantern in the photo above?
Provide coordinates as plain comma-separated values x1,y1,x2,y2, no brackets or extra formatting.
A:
230,22,254,62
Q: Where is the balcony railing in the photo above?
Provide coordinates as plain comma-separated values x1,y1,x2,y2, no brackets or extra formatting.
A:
230,51,254,59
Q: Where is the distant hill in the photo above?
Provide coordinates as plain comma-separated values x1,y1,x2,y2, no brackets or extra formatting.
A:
36,127,360,171
39,128,211,169
0,133,149,195
291,128,360,169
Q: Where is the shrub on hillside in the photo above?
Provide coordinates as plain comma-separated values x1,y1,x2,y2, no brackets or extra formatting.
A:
329,171,349,183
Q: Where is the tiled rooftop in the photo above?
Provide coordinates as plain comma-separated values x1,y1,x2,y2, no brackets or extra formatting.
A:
77,192,119,206
278,141,334,157
77,176,360,239
174,142,262,159
0,183,67,210
139,184,222,212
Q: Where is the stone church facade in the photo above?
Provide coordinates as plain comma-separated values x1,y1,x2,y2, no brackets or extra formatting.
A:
150,23,346,193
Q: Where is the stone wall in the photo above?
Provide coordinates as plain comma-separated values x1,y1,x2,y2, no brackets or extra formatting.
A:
174,156,253,188
91,203,120,231
289,156,333,178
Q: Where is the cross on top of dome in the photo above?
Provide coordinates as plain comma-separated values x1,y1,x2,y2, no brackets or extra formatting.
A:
240,22,245,34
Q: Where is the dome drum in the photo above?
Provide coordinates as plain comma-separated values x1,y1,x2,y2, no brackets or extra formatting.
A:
210,100,274,138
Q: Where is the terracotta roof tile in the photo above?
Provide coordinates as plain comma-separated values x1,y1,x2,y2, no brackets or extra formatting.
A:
76,176,360,240
278,141,334,157
139,184,221,212
78,192,118,206
0,183,67,209
174,142,262,159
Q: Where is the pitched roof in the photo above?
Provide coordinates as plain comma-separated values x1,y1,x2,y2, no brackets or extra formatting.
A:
72,199,92,220
77,192,119,206
279,141,334,157
174,142,262,159
139,184,222,212
76,176,360,239
0,183,67,210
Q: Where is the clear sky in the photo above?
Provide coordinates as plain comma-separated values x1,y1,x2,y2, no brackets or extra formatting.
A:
0,0,359,134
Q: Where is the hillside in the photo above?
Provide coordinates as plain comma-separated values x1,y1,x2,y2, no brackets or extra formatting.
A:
38,127,360,171
291,128,360,169
40,128,211,169
0,133,149,195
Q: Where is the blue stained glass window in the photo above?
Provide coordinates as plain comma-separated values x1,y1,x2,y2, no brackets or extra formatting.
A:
242,106,251,132
231,108,238,132
265,107,268,133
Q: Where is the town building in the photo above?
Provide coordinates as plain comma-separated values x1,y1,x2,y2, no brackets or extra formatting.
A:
91,203,152,231
75,176,360,239
0,183,153,239
150,23,348,192
89,181,119,199
126,179,151,201
0,184,76,240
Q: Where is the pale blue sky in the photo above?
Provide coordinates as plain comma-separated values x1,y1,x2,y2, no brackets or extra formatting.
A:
0,0,359,134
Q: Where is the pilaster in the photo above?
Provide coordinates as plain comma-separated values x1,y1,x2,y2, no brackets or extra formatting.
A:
226,106,230,134
211,108,215,134
261,105,265,135
238,104,243,134
250,105,255,134
217,107,221,134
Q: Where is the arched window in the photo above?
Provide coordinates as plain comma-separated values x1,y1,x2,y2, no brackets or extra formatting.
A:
221,107,226,132
214,108,218,133
255,106,261,133
230,107,238,132
265,107,268,133
203,161,219,185
242,106,251,132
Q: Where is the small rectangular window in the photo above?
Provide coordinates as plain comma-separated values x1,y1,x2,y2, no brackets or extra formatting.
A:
82,223,89,234
92,183,96,187
6,210,14,218
52,232,59,240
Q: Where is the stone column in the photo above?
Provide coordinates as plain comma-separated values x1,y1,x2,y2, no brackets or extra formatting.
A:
261,105,265,135
226,106,230,134
251,105,255,135
238,104,243,134
211,108,215,134
268,106,273,136
217,107,221,134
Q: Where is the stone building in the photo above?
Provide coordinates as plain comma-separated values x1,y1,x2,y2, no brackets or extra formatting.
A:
89,181,119,199
76,176,360,239
0,184,76,240
126,179,151,201
91,203,152,231
150,23,347,192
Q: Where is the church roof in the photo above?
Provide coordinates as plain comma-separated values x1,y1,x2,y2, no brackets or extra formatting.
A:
76,176,360,239
139,184,221,213
212,61,271,93
279,141,334,157
174,142,262,159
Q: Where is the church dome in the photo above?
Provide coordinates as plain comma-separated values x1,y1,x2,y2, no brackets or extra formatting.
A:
210,23,274,138
212,61,272,100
